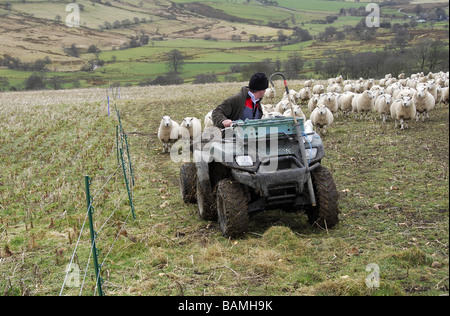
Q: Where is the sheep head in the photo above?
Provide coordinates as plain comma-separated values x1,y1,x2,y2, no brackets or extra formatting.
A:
162,116,172,127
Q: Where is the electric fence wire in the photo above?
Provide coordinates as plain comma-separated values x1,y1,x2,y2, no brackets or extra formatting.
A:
59,165,121,296
78,191,127,296
94,208,133,296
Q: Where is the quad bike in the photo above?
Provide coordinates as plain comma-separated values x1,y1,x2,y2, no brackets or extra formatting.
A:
179,73,339,237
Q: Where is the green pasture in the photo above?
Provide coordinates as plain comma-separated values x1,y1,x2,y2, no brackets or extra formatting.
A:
0,82,448,296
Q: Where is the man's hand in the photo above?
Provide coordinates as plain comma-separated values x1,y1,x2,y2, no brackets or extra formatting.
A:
222,119,233,128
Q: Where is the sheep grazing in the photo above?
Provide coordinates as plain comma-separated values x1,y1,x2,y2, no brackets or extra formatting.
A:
374,94,393,123
351,90,375,120
336,92,355,117
204,110,214,129
283,105,306,120
157,116,180,153
310,104,334,135
318,92,338,117
180,117,202,140
413,87,435,122
390,95,416,130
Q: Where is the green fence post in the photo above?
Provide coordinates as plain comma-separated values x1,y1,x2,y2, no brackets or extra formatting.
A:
84,175,104,296
123,133,135,187
119,149,136,220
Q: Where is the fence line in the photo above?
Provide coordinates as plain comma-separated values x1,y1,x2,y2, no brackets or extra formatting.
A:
60,87,136,296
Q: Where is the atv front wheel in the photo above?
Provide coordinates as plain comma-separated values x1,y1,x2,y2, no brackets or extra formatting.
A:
179,163,197,204
305,165,339,229
216,179,248,238
196,177,216,220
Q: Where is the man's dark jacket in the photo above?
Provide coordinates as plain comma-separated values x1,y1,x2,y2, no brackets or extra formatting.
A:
212,86,263,128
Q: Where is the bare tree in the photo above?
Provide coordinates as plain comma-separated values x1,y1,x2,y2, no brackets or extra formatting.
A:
165,49,185,74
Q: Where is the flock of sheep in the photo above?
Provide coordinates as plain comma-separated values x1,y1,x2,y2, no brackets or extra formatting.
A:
158,71,449,152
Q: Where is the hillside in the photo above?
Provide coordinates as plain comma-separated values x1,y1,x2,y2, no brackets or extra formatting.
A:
0,0,449,88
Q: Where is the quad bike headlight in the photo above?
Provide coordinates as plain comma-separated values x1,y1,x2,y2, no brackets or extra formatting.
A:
305,148,318,159
235,155,254,167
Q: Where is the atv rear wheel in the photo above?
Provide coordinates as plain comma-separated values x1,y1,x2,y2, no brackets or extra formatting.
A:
305,165,339,229
179,163,197,204
216,179,248,238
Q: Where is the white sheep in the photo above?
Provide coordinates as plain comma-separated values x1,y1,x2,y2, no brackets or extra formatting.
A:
310,104,334,134
157,116,180,153
374,94,393,123
413,87,435,122
343,83,356,92
312,84,325,95
425,80,439,104
262,111,283,119
351,90,375,120
442,87,449,105
180,117,202,140
275,99,291,114
264,87,276,101
363,78,375,91
307,94,320,113
204,110,214,129
327,83,341,93
393,87,416,100
283,89,299,104
318,92,338,117
261,103,275,113
298,87,311,104
336,92,355,117
304,79,315,88
370,85,385,100
390,95,416,130
283,105,306,120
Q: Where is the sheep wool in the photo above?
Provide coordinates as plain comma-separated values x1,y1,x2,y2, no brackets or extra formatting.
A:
310,104,334,134
307,94,320,113
352,90,374,120
318,92,338,116
180,117,202,140
157,116,181,153
204,110,214,129
374,94,393,123
413,87,435,121
337,92,355,117
390,95,416,130
283,105,306,120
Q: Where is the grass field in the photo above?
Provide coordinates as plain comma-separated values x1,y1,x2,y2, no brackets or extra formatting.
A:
0,79,448,296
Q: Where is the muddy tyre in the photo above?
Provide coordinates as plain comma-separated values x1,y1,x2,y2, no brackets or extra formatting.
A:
197,177,216,220
180,163,197,204
305,165,339,229
216,179,248,238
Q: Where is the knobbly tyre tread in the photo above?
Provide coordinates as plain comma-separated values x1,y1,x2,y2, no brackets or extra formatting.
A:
197,177,216,220
216,179,249,238
306,165,340,229
179,162,197,204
